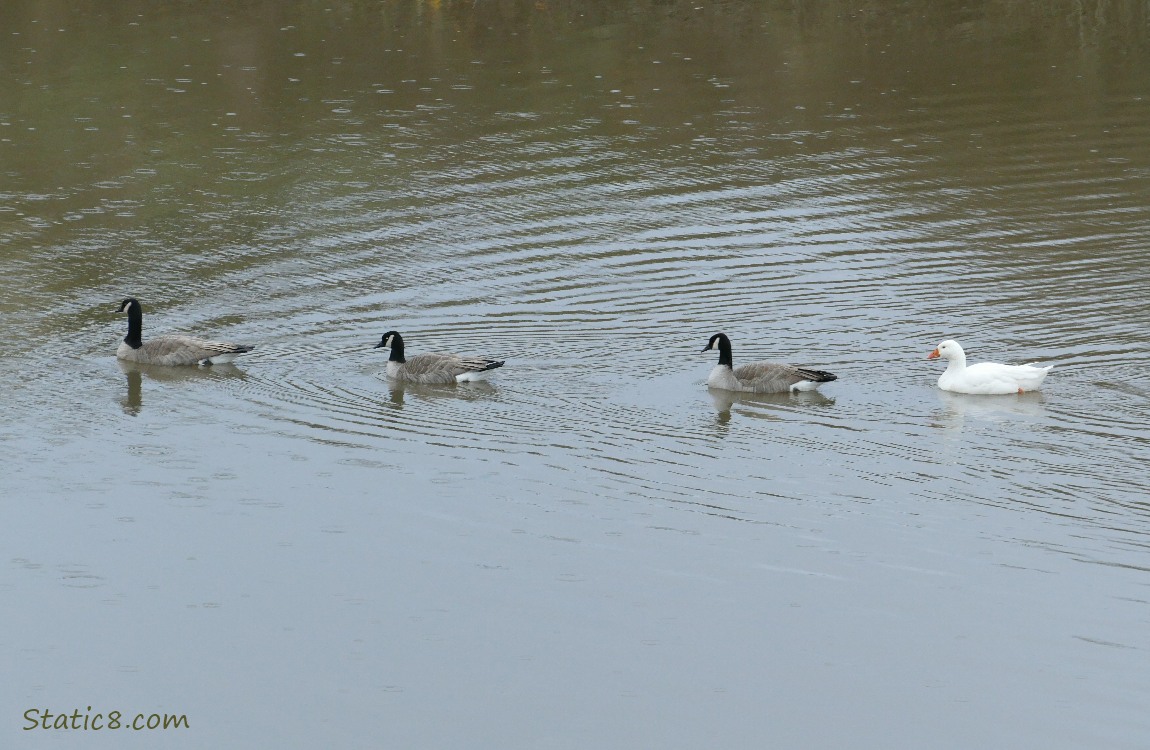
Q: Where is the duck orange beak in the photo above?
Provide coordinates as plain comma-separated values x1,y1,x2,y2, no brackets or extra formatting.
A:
927,348,940,359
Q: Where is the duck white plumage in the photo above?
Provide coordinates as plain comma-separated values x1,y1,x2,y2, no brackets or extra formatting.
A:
702,333,837,393
927,339,1051,394
373,330,504,384
116,297,254,366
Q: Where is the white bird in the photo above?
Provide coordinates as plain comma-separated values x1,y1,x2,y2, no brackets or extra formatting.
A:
927,339,1051,394
116,297,254,366
702,333,837,393
373,330,504,384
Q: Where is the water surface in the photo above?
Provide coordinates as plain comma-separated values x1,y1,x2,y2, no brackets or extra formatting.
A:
3,2,1150,748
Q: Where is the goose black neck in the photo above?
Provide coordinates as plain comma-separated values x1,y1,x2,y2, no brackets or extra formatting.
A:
124,304,143,349
717,337,733,368
388,335,406,363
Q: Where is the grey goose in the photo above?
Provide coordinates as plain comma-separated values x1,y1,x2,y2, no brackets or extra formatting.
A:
373,330,504,384
116,297,254,366
702,332,837,393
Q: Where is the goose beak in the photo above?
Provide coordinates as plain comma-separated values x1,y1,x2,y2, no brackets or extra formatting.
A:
373,341,384,349
927,348,940,359
700,345,710,353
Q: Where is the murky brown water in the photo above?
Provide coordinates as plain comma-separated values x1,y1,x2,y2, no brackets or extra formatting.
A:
4,2,1150,748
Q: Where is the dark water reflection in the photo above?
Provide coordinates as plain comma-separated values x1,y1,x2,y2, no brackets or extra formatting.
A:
3,2,1150,749
117,360,249,416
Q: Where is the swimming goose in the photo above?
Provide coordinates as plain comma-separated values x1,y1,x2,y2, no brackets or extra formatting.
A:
928,339,1051,394
116,297,254,366
373,330,504,384
702,333,838,393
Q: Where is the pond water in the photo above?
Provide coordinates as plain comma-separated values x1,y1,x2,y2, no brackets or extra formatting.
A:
3,2,1150,748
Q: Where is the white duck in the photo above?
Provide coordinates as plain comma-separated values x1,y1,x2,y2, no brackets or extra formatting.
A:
927,339,1052,394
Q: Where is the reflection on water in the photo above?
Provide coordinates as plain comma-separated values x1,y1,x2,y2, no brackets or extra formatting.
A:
121,367,142,416
382,379,501,408
116,360,248,416
707,387,836,421
4,1,1150,748
931,389,1048,431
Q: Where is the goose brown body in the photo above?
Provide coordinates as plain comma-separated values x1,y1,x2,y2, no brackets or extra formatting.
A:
374,330,504,384
116,298,254,366
702,332,837,393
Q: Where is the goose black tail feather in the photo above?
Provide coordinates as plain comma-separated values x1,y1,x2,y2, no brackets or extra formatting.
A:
798,368,837,382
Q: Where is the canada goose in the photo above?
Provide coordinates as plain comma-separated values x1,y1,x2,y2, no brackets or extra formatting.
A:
928,339,1052,394
373,330,504,384
702,332,837,393
116,297,254,366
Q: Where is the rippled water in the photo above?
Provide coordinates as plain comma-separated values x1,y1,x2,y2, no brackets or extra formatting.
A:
3,2,1150,748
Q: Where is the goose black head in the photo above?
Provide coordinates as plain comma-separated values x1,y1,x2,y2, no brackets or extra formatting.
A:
374,330,403,350
702,333,730,353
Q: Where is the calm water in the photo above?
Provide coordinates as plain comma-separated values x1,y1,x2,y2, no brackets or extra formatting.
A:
3,1,1150,748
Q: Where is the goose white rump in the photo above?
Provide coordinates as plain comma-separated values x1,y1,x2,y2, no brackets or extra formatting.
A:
928,339,1051,395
